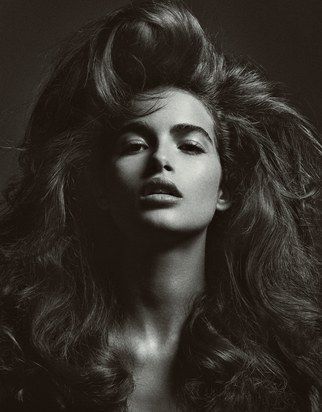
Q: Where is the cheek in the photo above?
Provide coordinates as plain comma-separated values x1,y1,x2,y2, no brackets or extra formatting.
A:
107,160,138,196
189,159,222,207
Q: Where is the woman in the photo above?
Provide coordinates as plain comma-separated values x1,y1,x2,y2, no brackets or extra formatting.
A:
0,1,320,411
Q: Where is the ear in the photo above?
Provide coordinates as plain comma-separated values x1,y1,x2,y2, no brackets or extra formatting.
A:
87,169,110,210
96,192,110,210
216,187,231,211
94,182,110,210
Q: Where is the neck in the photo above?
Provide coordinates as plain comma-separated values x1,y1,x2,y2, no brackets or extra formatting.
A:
113,230,207,341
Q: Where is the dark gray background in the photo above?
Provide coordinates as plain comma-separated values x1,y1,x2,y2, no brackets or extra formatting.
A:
1,0,321,194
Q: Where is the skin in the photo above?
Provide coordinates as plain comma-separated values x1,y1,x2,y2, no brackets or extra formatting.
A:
100,87,229,411
105,87,227,242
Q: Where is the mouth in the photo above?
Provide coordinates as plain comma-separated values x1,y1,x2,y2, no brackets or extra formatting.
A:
140,178,183,198
139,178,183,206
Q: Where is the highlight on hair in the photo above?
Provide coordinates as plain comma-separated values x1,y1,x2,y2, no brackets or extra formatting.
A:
0,1,321,410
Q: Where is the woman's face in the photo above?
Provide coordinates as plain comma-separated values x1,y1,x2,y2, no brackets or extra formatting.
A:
104,88,227,240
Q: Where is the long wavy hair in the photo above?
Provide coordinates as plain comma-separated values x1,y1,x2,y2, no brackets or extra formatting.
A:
0,1,321,411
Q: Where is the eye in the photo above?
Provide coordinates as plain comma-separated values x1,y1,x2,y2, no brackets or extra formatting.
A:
179,141,205,154
120,141,149,155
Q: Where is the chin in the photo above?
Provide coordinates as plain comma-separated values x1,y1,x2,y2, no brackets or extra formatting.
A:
133,213,210,239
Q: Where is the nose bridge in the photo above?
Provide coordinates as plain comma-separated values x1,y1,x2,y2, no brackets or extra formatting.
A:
150,130,174,171
153,130,172,157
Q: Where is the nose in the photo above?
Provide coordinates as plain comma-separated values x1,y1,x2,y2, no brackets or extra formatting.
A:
148,143,174,173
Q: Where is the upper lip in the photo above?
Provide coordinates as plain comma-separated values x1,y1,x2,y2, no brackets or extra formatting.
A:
140,177,183,197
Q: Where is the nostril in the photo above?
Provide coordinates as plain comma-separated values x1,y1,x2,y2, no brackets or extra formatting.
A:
149,153,173,172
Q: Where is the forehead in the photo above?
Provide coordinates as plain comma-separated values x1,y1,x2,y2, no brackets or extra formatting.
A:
127,87,215,132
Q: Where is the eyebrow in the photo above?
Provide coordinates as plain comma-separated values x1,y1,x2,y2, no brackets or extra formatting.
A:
171,123,213,145
117,121,214,145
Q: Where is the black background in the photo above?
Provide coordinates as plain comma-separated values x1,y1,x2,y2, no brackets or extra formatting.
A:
0,0,321,193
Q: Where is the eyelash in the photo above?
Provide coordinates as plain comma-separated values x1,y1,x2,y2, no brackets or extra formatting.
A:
179,141,205,154
121,141,148,154
121,140,205,155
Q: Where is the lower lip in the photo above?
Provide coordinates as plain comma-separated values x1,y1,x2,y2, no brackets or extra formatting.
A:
140,194,181,205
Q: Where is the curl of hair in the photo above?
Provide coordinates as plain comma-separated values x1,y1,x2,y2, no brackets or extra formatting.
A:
0,1,321,410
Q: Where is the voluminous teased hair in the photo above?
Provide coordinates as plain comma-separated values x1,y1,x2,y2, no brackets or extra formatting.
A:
0,1,321,410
